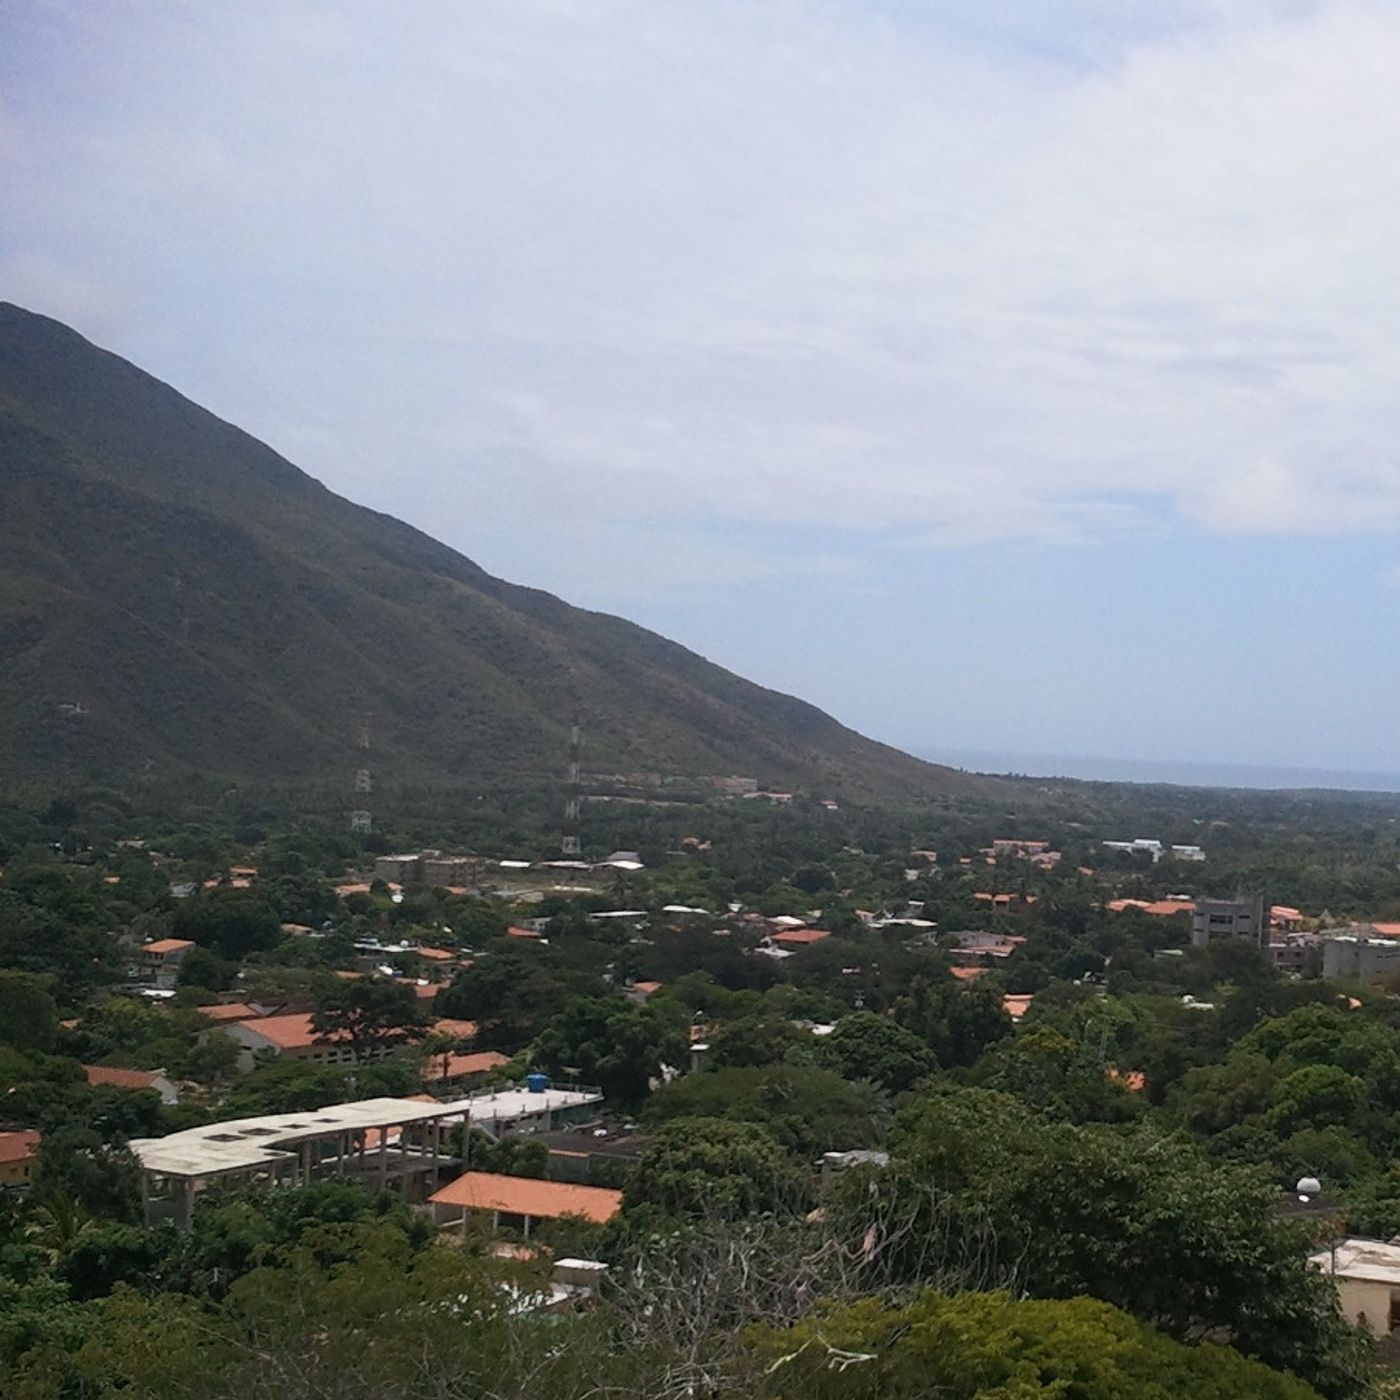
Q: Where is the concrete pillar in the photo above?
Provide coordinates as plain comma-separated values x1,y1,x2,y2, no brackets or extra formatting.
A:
173,1176,194,1229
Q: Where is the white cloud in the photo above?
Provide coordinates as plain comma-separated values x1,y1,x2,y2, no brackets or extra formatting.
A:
5,0,1400,555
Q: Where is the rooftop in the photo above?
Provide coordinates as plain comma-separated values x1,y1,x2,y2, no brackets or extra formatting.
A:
0,1129,41,1164
772,927,830,946
430,1170,622,1223
431,1018,479,1040
229,1011,342,1050
1003,994,1034,1022
423,1051,510,1082
464,1083,604,1127
195,1002,262,1023
1310,1238,1400,1285
83,1065,164,1091
142,938,195,955
129,1096,469,1177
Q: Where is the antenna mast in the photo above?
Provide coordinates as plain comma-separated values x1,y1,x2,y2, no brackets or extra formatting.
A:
350,713,373,834
561,718,582,856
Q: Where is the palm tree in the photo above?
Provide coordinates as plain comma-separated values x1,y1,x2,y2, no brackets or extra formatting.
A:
25,1193,96,1266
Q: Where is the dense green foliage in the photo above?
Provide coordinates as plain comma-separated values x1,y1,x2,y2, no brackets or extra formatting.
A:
747,1290,1324,1399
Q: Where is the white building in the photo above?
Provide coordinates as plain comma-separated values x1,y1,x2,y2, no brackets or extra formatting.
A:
1310,1238,1400,1335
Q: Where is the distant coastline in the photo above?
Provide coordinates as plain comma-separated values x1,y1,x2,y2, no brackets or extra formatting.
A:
916,747,1400,795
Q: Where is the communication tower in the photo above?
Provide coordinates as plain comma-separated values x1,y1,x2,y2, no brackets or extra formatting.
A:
561,719,582,856
350,714,373,834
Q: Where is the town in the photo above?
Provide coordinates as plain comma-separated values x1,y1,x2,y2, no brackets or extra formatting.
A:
4,776,1400,1395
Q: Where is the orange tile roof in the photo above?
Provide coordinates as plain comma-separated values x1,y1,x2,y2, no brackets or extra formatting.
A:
772,928,830,946
335,883,373,897
431,1018,478,1040
414,946,457,961
632,980,663,994
1143,899,1194,916
1003,994,1034,1022
0,1130,41,1165
1106,898,1193,916
83,1065,161,1091
195,1002,261,1023
423,1051,509,1082
143,938,195,955
949,965,988,981
232,1012,342,1050
1370,922,1400,938
430,1171,622,1224
506,926,541,939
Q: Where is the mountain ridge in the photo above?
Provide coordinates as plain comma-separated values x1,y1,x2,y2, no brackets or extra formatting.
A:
0,302,990,805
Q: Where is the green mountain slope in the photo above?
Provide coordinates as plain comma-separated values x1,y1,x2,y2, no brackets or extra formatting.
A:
0,303,983,802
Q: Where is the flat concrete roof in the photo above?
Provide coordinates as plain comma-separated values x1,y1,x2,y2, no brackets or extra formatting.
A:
1310,1238,1400,1286
129,1097,469,1178
131,1086,605,1178
463,1085,603,1125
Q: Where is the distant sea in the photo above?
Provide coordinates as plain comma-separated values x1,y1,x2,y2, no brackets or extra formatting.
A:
915,747,1400,795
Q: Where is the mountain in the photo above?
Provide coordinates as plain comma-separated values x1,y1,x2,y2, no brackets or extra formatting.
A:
0,303,984,805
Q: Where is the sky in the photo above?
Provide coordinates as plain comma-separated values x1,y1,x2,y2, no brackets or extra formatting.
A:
5,0,1400,776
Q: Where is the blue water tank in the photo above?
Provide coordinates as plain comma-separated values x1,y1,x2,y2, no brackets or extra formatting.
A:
525,1072,549,1094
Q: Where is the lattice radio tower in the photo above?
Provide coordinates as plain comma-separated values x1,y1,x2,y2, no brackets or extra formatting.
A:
561,718,582,856
350,713,373,834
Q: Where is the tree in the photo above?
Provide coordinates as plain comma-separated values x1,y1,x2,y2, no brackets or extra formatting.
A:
970,1024,1143,1124
311,979,428,1064
182,890,283,959
0,885,121,996
0,971,58,1053
705,1014,810,1070
175,945,235,993
894,976,1011,1068
827,1087,1364,1399
30,1127,141,1222
744,1289,1324,1400
57,1220,170,1302
625,1118,808,1220
532,996,685,1105
1265,1064,1365,1135
221,1058,348,1116
437,947,602,1050
646,1064,886,1157
817,1012,937,1095
23,1194,98,1268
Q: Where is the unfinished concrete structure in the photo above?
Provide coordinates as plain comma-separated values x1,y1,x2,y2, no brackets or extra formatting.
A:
131,1083,604,1227
130,1097,461,1226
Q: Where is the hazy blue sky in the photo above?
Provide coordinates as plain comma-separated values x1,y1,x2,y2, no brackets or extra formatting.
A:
5,1,1400,773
